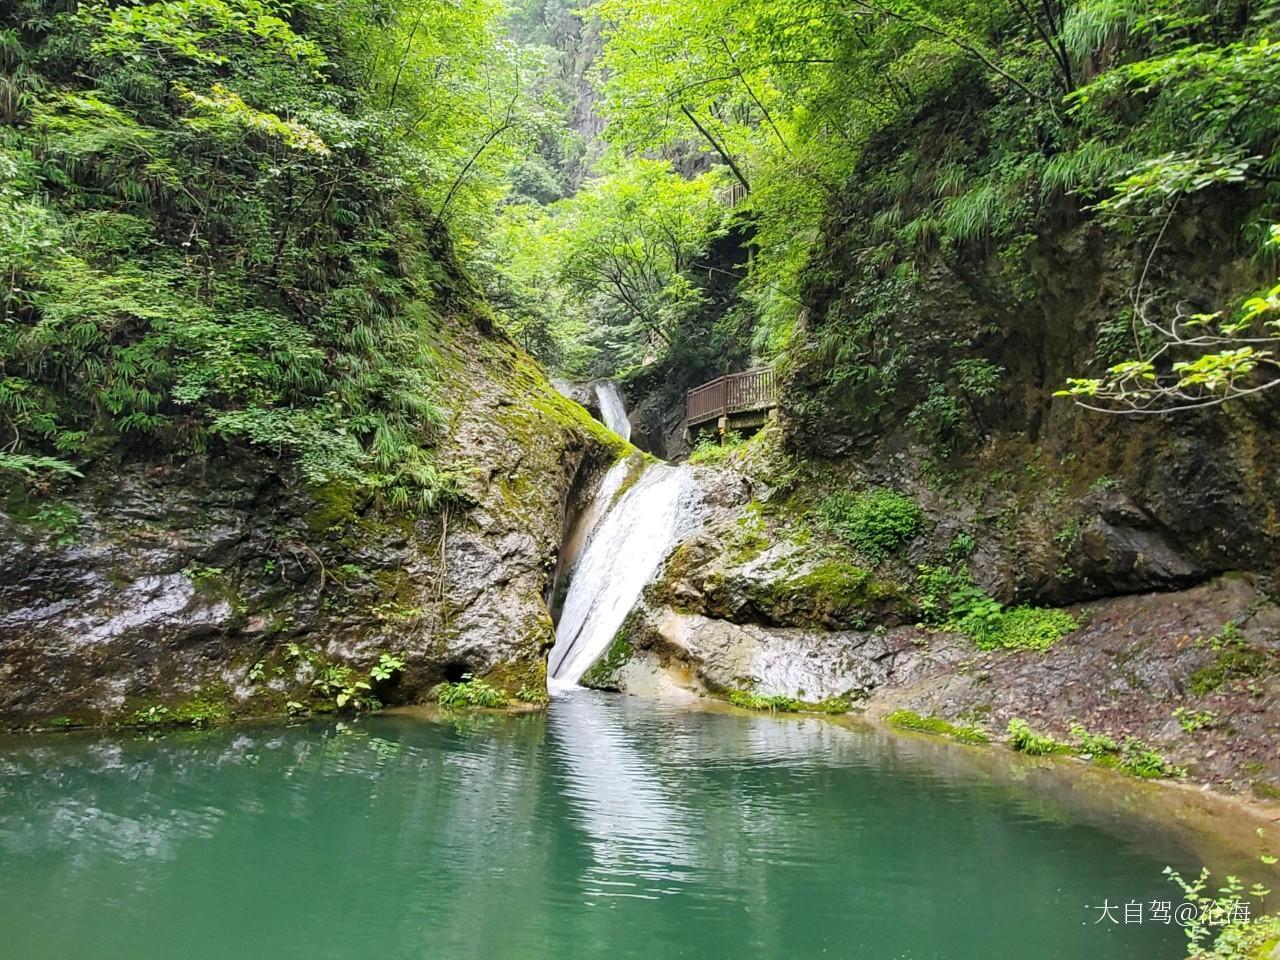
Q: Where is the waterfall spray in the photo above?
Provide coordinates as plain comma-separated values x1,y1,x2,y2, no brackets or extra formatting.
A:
548,459,702,692
594,381,631,442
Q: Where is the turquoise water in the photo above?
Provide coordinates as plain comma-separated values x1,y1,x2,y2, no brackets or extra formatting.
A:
0,692,1203,959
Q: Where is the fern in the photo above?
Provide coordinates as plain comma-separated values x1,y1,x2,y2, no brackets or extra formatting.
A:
939,181,1002,245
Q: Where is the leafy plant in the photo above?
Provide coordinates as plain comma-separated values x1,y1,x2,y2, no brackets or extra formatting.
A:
515,685,549,705
727,690,801,712
1007,718,1068,755
945,531,976,563
819,487,923,562
1163,865,1275,959
688,430,746,465
917,565,1077,651
437,674,509,709
1068,722,1184,778
1173,706,1219,733
370,653,405,683
30,503,80,545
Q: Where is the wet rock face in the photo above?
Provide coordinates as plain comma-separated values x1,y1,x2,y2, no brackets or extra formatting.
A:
862,575,1280,793
610,605,968,702
0,331,621,727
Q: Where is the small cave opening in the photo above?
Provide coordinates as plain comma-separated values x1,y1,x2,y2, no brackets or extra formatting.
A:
441,661,472,684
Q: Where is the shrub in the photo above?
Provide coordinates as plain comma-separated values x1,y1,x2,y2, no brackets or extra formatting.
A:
438,674,509,709
819,487,923,561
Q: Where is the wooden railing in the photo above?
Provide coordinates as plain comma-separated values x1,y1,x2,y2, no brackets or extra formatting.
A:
686,368,777,427
716,181,749,209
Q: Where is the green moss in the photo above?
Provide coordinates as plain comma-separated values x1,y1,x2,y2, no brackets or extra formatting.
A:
304,481,363,534
581,629,635,690
886,709,989,744
610,454,652,507
1188,646,1273,696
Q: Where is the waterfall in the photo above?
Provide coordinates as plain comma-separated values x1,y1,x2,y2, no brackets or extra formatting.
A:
593,381,631,442
548,459,703,693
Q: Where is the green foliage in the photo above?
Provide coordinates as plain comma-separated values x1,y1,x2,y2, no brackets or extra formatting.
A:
478,159,728,376
727,690,800,713
967,606,1079,652
369,653,405,683
1163,866,1276,960
580,632,634,689
1114,737,1183,779
688,430,746,465
725,689,847,714
1067,722,1184,778
1007,718,1069,755
945,531,976,563
916,564,1078,651
819,487,923,562
29,503,80,545
437,674,509,709
1173,706,1219,733
515,685,549,705
1187,646,1273,697
0,0,549,511
130,698,229,728
886,709,989,744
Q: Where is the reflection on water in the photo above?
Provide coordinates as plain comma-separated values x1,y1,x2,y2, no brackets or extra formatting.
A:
548,693,698,898
0,692,1253,960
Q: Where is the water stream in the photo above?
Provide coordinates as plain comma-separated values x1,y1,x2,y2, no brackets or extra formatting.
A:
547,459,703,691
594,380,631,441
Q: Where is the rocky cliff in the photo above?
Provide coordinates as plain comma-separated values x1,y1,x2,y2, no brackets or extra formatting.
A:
0,320,626,728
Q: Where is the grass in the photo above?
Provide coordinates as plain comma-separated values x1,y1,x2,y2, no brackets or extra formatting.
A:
919,565,1078,652
967,605,1078,651
1007,718,1186,778
885,709,989,744
129,698,230,729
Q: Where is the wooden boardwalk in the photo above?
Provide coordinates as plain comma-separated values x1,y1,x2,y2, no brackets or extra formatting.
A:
686,368,777,431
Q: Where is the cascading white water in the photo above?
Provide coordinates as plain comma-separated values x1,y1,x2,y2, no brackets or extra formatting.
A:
548,459,703,693
593,380,631,442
